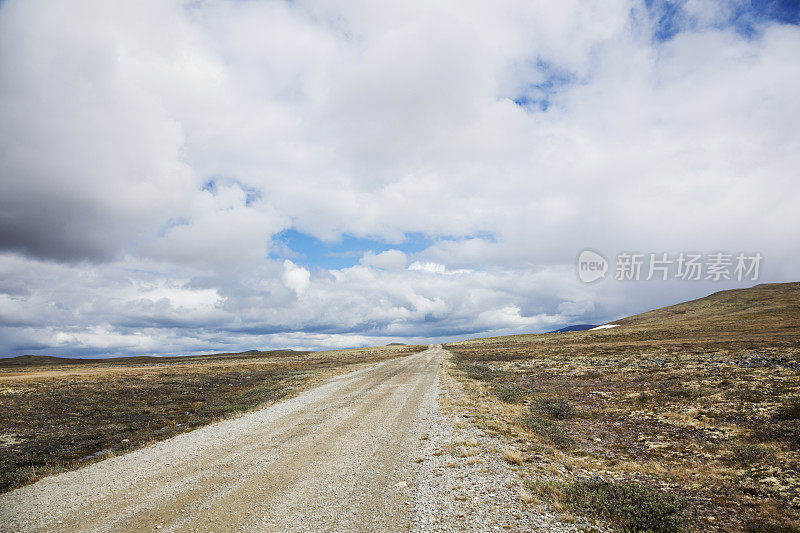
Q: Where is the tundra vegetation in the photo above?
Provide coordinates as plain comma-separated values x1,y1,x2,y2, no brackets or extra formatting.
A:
0,344,425,492
447,282,800,532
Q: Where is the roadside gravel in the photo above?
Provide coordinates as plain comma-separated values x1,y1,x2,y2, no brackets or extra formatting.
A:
411,354,583,532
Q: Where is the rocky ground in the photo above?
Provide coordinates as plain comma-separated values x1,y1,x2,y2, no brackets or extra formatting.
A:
411,361,595,532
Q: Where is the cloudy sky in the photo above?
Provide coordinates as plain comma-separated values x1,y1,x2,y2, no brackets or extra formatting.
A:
1,0,798,357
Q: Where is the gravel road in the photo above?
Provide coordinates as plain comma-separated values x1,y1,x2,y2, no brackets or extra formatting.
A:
1,346,444,532
0,345,570,532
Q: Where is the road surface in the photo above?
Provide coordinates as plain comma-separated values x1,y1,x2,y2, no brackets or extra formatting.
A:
0,345,444,532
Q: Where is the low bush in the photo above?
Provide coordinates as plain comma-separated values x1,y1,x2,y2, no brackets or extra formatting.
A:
746,518,800,533
458,362,500,382
726,443,775,466
492,383,528,404
773,397,800,421
752,419,800,448
520,407,575,450
655,380,699,401
724,386,768,403
635,391,652,404
561,479,687,533
535,397,576,419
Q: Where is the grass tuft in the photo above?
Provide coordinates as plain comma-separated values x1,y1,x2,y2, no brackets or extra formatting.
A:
501,448,524,465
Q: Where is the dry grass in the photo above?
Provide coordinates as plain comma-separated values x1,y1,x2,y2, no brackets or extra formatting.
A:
0,344,425,493
459,446,480,458
518,485,536,504
456,437,480,447
446,282,800,533
502,448,524,465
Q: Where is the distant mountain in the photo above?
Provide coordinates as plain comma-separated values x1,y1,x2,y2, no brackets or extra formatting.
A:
0,349,306,366
548,324,598,333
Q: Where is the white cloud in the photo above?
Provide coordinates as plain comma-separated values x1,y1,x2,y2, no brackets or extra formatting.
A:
408,262,446,274
0,0,798,355
282,260,311,296
361,250,407,270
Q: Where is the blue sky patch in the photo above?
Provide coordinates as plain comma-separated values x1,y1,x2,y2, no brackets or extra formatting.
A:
202,177,261,206
647,0,799,42
513,60,577,112
271,229,434,270
648,0,685,41
157,217,190,238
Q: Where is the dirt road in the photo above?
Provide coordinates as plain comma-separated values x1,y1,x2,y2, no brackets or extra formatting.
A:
0,345,444,532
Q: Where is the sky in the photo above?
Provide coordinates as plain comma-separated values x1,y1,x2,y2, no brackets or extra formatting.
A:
0,0,799,357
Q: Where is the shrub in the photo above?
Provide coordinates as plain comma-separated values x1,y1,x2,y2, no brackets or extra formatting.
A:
635,392,652,404
492,383,528,404
561,479,687,533
773,397,800,421
536,397,577,419
520,408,575,450
746,518,800,533
654,379,699,401
458,362,499,382
751,418,800,448
726,443,775,466
724,386,768,403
